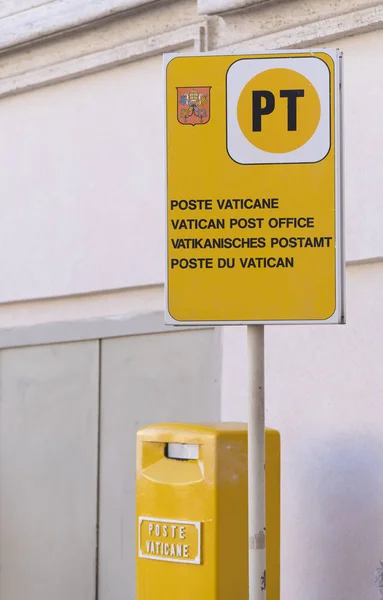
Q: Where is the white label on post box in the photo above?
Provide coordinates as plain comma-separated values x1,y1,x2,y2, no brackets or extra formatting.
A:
138,517,201,564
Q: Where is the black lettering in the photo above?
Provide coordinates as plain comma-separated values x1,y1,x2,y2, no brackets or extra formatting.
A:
229,218,263,229
268,217,314,228
252,91,275,132
269,236,332,249
239,256,294,268
171,219,225,230
279,89,305,131
170,199,212,210
170,258,213,269
218,258,235,268
216,198,279,210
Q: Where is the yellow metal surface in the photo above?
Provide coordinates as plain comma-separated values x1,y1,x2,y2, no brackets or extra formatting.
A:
165,52,341,323
136,423,280,600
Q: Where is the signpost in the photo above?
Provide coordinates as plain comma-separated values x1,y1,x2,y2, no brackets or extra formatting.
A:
164,50,344,599
165,51,344,325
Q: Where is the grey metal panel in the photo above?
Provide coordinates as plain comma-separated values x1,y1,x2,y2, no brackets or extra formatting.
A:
98,328,221,600
0,341,99,600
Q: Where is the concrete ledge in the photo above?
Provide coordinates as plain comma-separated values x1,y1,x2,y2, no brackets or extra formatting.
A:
225,4,383,51
0,4,381,100
0,0,163,52
198,0,276,15
0,22,208,99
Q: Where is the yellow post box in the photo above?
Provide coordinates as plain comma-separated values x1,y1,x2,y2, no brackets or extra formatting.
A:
136,423,280,600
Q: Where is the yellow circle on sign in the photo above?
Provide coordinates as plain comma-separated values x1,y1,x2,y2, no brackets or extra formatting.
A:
237,68,321,154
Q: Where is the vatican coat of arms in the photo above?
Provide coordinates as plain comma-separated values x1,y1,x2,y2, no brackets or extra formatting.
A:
177,87,211,125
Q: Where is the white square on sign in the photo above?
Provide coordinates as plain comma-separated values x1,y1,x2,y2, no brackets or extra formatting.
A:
226,56,331,165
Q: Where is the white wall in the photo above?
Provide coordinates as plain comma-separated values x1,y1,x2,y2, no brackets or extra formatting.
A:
320,30,383,262
0,55,164,303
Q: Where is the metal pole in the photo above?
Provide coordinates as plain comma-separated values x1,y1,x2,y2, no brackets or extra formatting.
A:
247,324,266,600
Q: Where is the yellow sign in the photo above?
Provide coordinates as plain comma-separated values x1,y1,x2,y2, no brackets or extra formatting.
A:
138,517,201,564
165,51,344,324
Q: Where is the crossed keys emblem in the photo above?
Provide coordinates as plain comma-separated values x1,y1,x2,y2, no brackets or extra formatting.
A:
177,87,211,126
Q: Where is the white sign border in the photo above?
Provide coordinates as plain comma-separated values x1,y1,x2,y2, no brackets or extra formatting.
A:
164,49,345,326
226,56,331,165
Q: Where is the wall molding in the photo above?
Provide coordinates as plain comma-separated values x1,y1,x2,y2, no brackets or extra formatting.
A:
223,4,383,51
0,0,164,52
198,0,275,15
0,1,51,20
0,310,214,349
2,0,379,54
347,256,383,267
0,4,381,100
0,22,208,99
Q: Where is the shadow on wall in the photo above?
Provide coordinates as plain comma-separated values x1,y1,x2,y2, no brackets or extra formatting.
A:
295,435,383,600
